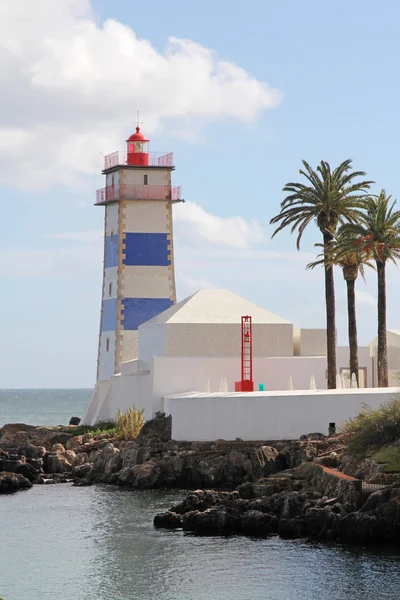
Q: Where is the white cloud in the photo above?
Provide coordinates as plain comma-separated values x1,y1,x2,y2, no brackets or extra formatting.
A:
0,0,283,189
356,290,376,307
174,202,266,249
177,273,216,298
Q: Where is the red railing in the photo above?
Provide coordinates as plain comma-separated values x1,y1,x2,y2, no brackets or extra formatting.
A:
104,151,174,170
96,184,182,204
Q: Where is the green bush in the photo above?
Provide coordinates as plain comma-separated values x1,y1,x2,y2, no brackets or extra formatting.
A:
60,421,116,437
115,405,145,440
341,397,400,457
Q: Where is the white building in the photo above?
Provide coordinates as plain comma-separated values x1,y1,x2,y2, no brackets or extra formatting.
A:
81,128,400,440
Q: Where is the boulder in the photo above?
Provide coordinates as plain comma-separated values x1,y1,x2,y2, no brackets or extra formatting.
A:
72,463,93,479
62,450,76,463
278,518,305,538
69,417,81,426
43,453,73,473
137,414,171,443
19,444,46,459
131,460,162,489
240,510,278,536
182,507,239,535
120,441,139,467
51,443,66,454
93,443,121,475
117,466,136,486
66,436,83,451
0,471,33,494
0,458,25,473
15,462,41,482
73,452,89,467
154,512,183,529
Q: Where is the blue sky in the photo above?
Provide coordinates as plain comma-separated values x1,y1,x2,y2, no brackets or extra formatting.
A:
1,0,400,387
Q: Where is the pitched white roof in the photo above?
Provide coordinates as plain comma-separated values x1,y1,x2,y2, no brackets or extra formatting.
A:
388,329,400,336
140,289,291,326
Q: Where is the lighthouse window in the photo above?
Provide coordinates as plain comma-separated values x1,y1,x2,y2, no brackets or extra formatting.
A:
106,338,110,352
143,174,148,185
110,231,114,244
108,282,112,296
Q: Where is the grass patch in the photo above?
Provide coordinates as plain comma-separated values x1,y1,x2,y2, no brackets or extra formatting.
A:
371,445,400,473
341,397,400,457
60,421,116,438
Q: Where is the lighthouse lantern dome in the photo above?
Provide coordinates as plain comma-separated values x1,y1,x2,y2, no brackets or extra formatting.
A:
126,127,150,166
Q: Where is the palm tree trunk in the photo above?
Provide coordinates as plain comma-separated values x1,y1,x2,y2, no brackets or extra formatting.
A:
345,277,359,386
376,260,388,387
324,232,337,389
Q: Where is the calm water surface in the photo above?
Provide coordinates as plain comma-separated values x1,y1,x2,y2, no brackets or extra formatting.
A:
1,390,400,600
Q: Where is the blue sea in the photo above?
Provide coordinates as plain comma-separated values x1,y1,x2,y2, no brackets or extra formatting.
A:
1,389,400,600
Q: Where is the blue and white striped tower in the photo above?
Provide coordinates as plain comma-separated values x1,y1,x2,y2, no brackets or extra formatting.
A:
96,126,182,380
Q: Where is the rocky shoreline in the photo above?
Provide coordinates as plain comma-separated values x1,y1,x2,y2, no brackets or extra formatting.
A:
1,416,400,545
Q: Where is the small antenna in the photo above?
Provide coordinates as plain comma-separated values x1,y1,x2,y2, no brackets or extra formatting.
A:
135,111,144,129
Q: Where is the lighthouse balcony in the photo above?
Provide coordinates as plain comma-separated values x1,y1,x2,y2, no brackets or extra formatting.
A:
96,184,182,205
103,151,174,171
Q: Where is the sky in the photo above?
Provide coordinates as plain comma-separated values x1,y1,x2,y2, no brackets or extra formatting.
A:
1,0,400,387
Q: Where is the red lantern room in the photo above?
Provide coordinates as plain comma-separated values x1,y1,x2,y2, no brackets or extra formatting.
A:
126,126,150,166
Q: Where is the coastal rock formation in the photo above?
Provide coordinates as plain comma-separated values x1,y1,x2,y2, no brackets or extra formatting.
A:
154,464,400,544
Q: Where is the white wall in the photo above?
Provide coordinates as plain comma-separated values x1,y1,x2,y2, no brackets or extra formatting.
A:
166,388,400,441
121,266,172,299
164,323,294,358
139,323,166,366
122,200,170,233
336,346,373,387
105,203,119,236
120,168,170,186
151,355,330,415
98,331,116,381
294,329,327,357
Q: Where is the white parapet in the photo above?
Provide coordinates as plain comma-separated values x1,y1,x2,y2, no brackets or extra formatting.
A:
166,387,400,441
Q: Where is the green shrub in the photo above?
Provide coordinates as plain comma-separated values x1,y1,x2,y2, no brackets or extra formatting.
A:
115,405,145,440
340,397,400,457
60,421,116,437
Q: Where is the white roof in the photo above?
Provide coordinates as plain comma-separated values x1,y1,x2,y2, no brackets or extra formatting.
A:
140,289,291,326
388,329,400,336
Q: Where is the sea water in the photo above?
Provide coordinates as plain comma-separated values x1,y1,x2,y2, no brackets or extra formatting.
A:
1,390,400,600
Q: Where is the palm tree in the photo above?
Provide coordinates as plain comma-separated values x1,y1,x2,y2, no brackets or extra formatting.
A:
307,229,373,387
342,191,400,387
270,159,373,389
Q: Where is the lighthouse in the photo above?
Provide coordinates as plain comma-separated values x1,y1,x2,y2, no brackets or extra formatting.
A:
96,126,181,381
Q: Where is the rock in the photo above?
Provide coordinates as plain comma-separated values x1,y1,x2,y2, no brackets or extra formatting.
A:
0,458,25,472
62,450,76,463
69,417,81,425
279,518,305,538
19,444,46,459
43,453,73,473
117,466,136,486
300,432,326,441
73,452,89,467
92,443,121,475
237,482,257,499
0,471,33,494
131,460,162,489
154,512,183,529
120,441,139,467
182,508,239,535
314,453,341,469
137,414,171,443
66,436,83,451
51,443,66,454
240,510,278,536
15,462,40,482
72,463,93,479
